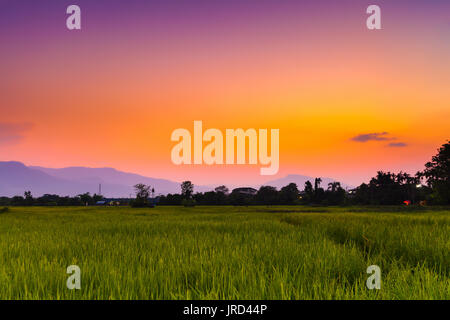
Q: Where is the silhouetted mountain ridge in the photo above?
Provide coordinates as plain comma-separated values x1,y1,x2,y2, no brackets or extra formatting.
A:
0,162,186,197
0,161,352,197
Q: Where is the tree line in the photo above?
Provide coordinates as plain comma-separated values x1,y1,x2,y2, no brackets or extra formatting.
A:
0,192,106,207
158,140,449,206
1,140,448,207
157,175,430,206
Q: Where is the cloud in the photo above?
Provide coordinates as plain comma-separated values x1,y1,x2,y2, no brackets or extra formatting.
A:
387,142,408,148
0,122,33,146
350,132,409,148
351,132,392,142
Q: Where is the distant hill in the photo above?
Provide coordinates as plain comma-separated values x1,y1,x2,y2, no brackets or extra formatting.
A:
0,161,88,197
0,161,352,197
30,165,186,196
0,162,210,197
262,174,353,191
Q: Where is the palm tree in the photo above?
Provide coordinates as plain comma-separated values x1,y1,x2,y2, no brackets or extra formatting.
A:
314,178,322,192
328,182,341,192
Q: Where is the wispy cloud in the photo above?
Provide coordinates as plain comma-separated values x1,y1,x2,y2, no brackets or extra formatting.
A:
0,122,33,146
350,132,409,148
351,132,392,142
387,142,408,148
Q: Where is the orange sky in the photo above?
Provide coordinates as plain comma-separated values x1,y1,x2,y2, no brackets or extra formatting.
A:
1,1,449,186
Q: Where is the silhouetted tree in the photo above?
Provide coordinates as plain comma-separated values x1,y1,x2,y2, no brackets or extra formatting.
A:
229,189,254,206
353,183,370,205
24,191,33,206
353,171,424,205
158,193,183,205
78,192,93,205
92,193,104,203
303,180,314,203
325,182,346,205
181,181,194,199
314,178,322,191
214,185,229,195
11,196,24,206
280,183,299,204
133,183,150,207
327,182,340,192
313,178,325,203
0,197,11,206
422,141,450,204
256,186,279,205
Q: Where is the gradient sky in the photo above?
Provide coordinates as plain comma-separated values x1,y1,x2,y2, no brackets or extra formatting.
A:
1,0,449,187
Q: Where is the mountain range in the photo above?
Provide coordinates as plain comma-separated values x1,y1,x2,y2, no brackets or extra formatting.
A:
0,161,351,197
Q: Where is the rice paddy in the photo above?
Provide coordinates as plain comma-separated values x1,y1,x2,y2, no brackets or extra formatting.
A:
0,206,448,299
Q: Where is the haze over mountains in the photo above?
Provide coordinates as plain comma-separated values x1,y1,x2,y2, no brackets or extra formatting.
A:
0,161,351,197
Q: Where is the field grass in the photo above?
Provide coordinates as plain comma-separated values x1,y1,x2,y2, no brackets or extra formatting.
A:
0,205,448,300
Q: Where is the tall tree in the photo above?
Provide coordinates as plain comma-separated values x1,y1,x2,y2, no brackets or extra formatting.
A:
422,141,450,204
314,178,322,192
181,181,194,199
134,183,151,203
24,191,33,206
304,181,313,195
280,183,299,204
214,185,229,195
78,192,93,205
327,182,341,192
256,186,279,205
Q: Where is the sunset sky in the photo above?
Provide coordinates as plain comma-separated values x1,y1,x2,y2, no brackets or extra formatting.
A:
1,0,449,187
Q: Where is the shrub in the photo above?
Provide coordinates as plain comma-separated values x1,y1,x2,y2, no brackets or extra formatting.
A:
130,200,155,208
0,207,10,214
181,199,196,207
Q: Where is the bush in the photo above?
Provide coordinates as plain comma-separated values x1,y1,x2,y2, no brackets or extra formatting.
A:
130,200,146,208
181,199,196,207
0,207,10,214
130,200,155,208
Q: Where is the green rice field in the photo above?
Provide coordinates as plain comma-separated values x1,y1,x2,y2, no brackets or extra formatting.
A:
0,206,448,299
